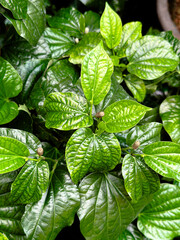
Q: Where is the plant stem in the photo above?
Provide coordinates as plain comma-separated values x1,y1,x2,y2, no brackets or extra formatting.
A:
49,160,58,183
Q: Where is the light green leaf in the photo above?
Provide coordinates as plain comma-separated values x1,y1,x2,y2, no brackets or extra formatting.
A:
160,95,180,144
118,224,147,240
143,141,180,182
0,232,8,240
125,74,146,102
3,0,46,45
78,172,151,240
44,28,75,58
122,154,160,202
48,7,84,38
81,41,113,105
44,92,93,130
126,122,162,150
99,100,151,133
10,161,49,204
100,2,122,49
115,21,142,58
84,11,100,32
127,36,179,79
138,183,180,240
0,0,27,19
0,136,30,174
65,128,121,183
21,166,80,240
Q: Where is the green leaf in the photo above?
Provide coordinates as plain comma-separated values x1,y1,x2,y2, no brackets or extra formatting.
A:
10,160,49,204
84,11,100,32
143,141,180,182
44,28,75,58
118,224,146,240
100,2,122,49
126,122,162,150
0,0,27,19
125,74,146,102
48,7,84,38
65,128,121,183
78,172,151,240
115,21,142,58
21,166,80,240
69,32,104,64
99,100,151,133
160,95,180,144
0,232,8,240
0,57,22,124
44,92,93,130
0,128,41,155
122,155,160,202
3,0,46,45
127,36,179,79
138,107,159,125
138,183,180,240
81,41,113,105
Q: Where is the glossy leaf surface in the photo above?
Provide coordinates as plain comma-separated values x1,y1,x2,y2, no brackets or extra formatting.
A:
22,166,80,240
84,11,100,32
115,21,142,58
99,100,151,133
122,155,160,202
10,161,49,204
127,36,179,79
44,92,93,130
160,95,180,144
0,0,27,19
138,183,180,240
100,2,122,48
143,141,180,181
118,224,146,240
65,128,121,183
81,41,113,105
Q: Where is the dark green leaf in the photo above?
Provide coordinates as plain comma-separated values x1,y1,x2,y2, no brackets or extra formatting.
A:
126,122,162,150
122,155,160,202
81,41,113,105
0,0,27,19
10,160,49,204
48,7,84,38
138,107,159,125
3,0,46,45
100,2,122,48
143,141,180,182
127,36,179,79
65,128,121,183
21,166,80,240
44,92,93,130
99,100,151,133
138,183,180,240
44,28,75,58
118,224,147,240
115,21,142,58
160,95,180,144
84,11,100,32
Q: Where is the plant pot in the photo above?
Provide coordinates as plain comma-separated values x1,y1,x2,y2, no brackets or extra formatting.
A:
157,0,180,39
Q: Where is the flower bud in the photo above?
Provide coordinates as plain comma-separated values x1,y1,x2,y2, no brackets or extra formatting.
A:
75,38,79,43
132,140,140,150
95,112,105,118
85,27,89,34
37,147,44,156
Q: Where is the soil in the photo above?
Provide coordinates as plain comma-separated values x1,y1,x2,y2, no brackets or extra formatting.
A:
171,0,180,32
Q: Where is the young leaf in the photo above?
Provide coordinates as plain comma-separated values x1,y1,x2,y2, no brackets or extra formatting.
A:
118,224,146,240
122,155,160,202
81,41,113,105
0,0,27,19
0,57,22,124
44,92,93,130
0,136,30,174
160,95,180,144
143,141,180,182
138,183,180,240
115,21,142,58
78,172,151,240
0,233,8,240
10,161,49,204
127,36,179,79
21,166,80,240
44,28,75,58
3,0,46,45
125,74,146,102
99,100,151,133
126,122,162,150
65,128,121,183
100,2,122,49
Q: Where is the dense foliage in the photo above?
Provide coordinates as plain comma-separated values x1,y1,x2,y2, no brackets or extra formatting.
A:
0,0,180,239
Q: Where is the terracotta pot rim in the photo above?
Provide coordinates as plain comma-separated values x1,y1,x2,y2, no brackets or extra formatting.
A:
157,0,180,39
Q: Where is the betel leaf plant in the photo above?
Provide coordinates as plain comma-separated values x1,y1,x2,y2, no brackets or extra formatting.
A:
0,0,180,239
